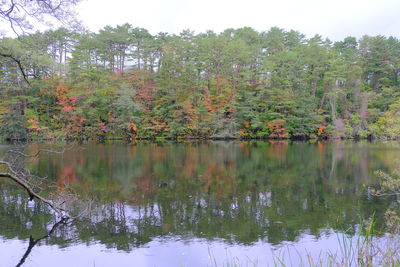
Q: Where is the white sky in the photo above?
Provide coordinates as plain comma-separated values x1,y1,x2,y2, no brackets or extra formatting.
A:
76,0,400,41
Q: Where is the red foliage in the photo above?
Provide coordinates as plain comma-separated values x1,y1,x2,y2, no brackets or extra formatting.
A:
266,121,289,138
136,80,155,111
58,97,77,111
61,106,73,112
116,69,155,111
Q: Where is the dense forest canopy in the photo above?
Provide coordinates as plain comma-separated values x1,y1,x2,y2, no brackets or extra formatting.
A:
0,24,399,140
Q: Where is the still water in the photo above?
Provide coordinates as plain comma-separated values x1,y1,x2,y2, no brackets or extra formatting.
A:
0,141,399,266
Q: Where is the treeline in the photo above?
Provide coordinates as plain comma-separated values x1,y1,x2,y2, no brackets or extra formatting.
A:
0,25,399,140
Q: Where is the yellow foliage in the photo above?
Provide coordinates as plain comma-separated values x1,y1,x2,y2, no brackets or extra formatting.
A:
374,98,400,138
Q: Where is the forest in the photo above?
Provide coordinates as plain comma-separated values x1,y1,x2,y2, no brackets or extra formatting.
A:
1,24,399,140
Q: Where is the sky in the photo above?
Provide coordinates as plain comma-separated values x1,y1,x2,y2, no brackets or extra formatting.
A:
76,0,400,41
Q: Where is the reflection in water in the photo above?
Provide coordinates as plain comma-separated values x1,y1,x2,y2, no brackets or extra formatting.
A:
15,218,69,267
1,141,399,266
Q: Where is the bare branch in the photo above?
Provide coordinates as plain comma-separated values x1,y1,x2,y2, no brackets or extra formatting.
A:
4,1,16,16
0,51,31,84
0,169,65,213
0,0,82,36
0,145,85,216
6,147,69,158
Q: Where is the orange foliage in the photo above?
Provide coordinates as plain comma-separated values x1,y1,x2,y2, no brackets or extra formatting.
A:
205,77,235,116
239,128,249,137
143,116,170,133
55,86,70,100
266,121,289,138
136,80,155,111
27,118,48,132
239,121,253,137
129,122,137,131
317,124,327,136
181,99,203,132
182,100,196,121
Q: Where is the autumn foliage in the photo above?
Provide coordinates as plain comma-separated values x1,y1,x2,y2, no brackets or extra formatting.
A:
266,121,289,139
2,25,399,140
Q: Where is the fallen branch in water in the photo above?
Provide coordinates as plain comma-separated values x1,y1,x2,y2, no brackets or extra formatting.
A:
0,145,82,217
0,168,65,214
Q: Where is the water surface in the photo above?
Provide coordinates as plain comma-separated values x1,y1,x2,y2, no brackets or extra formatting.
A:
0,141,399,266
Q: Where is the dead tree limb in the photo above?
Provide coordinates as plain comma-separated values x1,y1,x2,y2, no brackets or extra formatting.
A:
0,170,64,214
0,146,76,216
0,51,31,85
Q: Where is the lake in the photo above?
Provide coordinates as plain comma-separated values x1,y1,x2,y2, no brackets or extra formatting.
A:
0,141,399,266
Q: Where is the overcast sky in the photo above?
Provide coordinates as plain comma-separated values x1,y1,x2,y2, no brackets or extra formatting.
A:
77,0,400,41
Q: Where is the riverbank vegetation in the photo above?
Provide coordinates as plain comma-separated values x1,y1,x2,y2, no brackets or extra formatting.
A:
1,25,400,140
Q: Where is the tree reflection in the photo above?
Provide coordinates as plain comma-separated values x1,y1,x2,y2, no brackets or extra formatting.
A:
15,218,69,267
0,141,398,251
